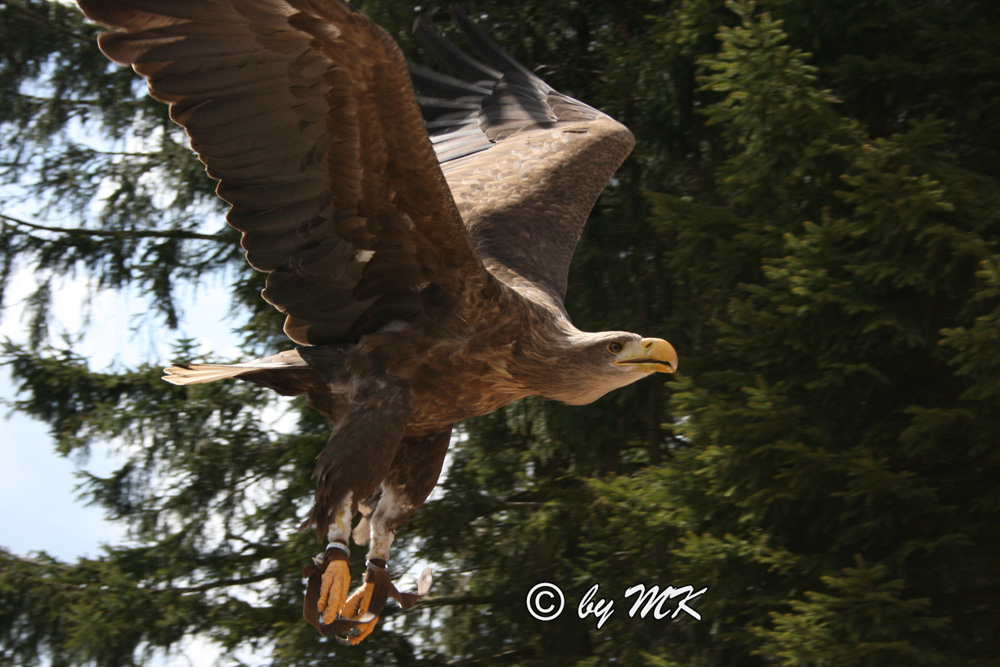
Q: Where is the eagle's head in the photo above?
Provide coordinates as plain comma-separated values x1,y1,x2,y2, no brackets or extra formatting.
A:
532,328,678,405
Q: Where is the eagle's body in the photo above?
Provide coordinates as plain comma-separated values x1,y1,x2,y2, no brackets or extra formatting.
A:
76,0,677,644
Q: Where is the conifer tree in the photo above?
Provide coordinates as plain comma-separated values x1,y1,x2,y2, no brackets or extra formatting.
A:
579,2,999,665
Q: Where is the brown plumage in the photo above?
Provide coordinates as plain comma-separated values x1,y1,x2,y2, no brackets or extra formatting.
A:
76,0,678,643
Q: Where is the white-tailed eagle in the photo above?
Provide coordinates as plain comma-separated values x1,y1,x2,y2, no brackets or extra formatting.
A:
76,0,677,644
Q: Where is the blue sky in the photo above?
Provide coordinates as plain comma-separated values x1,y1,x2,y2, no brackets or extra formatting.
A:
0,269,241,665
1,276,131,559
0,272,240,557
0,396,123,558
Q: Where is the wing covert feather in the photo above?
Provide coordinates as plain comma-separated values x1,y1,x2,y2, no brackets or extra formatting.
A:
412,8,635,306
79,0,487,344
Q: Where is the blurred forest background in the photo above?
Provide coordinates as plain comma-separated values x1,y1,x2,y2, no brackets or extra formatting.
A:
2,0,999,665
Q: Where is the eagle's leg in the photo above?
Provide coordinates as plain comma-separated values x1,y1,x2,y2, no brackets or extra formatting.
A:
333,430,453,644
304,380,412,636
318,498,355,626
329,485,408,645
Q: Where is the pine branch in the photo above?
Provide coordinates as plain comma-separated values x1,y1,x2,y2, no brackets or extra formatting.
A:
406,594,500,609
169,570,283,595
0,550,281,595
7,3,93,42
442,648,528,665
13,92,145,111
1,211,227,243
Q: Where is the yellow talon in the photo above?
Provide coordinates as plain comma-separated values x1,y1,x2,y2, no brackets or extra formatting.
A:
343,616,378,645
304,556,430,644
342,581,374,618
317,557,351,626
339,581,379,644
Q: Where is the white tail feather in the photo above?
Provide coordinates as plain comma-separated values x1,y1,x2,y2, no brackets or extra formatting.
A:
162,364,257,385
163,350,309,386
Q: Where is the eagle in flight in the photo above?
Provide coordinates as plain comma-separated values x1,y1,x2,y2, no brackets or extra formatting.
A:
77,0,677,645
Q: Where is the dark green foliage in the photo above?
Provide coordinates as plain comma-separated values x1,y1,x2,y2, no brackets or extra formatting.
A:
2,0,999,665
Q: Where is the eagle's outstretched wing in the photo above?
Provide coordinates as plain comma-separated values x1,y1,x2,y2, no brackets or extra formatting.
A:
411,7,635,310
79,0,490,345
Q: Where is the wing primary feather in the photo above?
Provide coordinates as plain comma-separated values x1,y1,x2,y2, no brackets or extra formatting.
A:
407,60,492,97
429,127,481,142
415,96,480,111
425,116,479,130
412,15,501,82
449,5,536,80
407,5,636,305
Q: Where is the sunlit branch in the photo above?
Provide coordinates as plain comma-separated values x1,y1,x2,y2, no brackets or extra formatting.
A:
8,3,92,42
1,211,227,243
15,92,141,108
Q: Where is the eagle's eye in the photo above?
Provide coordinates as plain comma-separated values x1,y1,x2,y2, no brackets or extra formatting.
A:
607,341,624,354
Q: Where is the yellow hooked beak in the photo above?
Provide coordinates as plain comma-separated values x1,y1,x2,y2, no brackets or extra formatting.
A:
612,338,678,373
